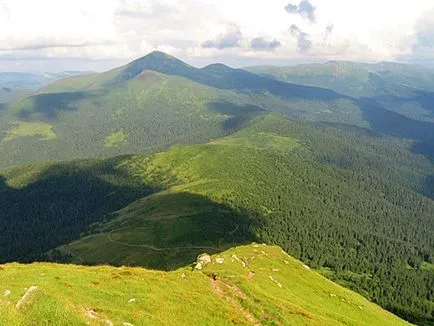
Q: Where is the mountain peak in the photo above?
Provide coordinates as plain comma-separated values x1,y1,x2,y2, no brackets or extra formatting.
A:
201,63,234,74
130,51,189,69
202,63,232,70
141,51,178,61
112,51,193,83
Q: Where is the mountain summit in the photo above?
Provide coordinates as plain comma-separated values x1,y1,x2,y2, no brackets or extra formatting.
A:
112,51,194,84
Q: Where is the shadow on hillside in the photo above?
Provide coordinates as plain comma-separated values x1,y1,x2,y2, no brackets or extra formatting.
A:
423,175,434,198
50,191,256,270
209,101,266,133
0,161,257,270
334,99,434,197
411,90,434,117
196,69,347,102
372,90,434,118
113,56,348,102
357,99,434,162
17,91,95,120
0,157,154,264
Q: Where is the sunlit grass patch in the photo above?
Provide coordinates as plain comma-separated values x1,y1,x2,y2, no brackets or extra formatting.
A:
3,121,56,142
0,245,410,325
104,130,127,148
420,261,434,271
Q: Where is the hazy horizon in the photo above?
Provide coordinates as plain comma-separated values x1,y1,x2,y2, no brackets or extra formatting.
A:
1,0,434,72
2,50,434,74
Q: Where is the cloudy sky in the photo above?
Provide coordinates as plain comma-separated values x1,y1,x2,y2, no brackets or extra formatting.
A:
1,0,434,72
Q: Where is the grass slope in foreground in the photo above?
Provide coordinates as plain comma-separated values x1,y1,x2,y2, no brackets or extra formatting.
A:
0,244,409,326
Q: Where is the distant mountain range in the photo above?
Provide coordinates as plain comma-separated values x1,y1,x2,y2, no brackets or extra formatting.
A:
0,71,91,103
0,71,91,89
0,51,433,168
246,61,434,122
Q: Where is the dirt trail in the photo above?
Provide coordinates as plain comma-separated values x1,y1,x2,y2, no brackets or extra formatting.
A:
210,278,262,326
107,229,220,251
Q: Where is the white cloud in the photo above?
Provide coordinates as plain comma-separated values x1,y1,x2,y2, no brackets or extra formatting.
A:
1,0,434,71
412,8,434,55
0,0,118,62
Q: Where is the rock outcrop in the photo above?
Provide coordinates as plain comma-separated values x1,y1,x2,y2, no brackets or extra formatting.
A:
194,253,212,270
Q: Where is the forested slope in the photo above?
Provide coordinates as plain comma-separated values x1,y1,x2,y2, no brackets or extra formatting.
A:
0,52,357,168
247,61,434,123
3,52,433,169
0,69,261,167
1,114,432,324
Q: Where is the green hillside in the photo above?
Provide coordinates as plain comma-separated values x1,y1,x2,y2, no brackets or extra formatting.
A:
0,72,89,104
246,61,434,123
0,244,410,325
247,61,434,162
0,52,362,168
0,68,259,167
0,72,49,90
1,52,433,324
1,114,432,323
0,87,34,104
4,52,433,169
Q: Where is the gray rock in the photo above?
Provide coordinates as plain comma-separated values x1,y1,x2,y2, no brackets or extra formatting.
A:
194,262,203,270
197,253,211,265
16,286,38,310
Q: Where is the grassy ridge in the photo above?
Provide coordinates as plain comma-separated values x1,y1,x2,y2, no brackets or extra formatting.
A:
0,245,409,325
55,191,252,270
